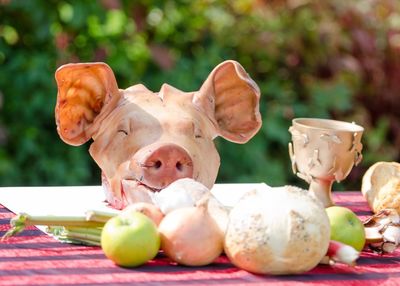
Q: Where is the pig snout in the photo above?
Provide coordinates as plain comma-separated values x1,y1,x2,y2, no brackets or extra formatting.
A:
130,143,194,190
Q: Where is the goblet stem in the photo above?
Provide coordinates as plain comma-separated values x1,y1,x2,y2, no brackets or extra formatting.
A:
309,179,334,208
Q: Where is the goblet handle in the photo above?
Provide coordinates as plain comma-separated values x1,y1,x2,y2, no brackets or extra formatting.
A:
309,178,334,208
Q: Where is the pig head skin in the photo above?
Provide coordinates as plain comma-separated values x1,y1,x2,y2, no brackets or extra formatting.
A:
55,60,262,209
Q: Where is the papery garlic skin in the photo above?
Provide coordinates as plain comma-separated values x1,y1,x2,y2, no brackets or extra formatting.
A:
151,178,209,214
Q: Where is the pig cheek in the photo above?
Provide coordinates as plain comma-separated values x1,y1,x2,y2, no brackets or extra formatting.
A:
109,176,126,209
191,140,220,189
89,141,124,209
89,133,133,178
89,140,117,180
89,136,134,209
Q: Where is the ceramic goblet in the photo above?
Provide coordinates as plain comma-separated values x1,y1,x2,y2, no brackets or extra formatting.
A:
288,118,364,207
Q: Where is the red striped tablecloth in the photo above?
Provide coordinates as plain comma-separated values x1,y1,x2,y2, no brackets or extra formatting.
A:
1,191,400,286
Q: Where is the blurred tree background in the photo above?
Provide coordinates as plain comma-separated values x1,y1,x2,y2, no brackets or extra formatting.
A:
0,0,399,190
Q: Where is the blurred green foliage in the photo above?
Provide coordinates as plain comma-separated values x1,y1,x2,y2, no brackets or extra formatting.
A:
0,0,399,190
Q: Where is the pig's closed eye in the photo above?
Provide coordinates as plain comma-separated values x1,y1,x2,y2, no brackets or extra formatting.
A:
194,126,203,139
117,129,128,136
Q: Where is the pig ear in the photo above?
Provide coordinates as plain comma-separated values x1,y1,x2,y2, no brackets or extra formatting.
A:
194,60,262,143
55,62,120,146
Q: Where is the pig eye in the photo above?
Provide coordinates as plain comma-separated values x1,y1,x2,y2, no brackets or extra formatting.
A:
117,129,128,136
194,126,203,139
117,120,130,136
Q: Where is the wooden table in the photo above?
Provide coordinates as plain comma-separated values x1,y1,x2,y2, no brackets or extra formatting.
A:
1,187,399,286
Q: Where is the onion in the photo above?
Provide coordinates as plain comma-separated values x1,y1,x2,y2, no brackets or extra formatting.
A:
152,178,230,235
224,185,330,275
123,203,164,226
158,196,224,266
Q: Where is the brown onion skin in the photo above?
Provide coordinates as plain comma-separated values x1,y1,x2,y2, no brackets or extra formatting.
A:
158,204,224,266
123,203,164,226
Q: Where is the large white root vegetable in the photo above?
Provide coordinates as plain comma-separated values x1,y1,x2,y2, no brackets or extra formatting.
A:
224,185,331,275
158,196,224,266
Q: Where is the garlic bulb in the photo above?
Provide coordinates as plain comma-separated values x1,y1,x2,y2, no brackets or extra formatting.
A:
151,178,209,214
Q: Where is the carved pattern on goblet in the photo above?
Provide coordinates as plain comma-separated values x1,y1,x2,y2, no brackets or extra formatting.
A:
288,119,364,207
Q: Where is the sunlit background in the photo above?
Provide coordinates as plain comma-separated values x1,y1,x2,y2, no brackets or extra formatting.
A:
0,0,399,191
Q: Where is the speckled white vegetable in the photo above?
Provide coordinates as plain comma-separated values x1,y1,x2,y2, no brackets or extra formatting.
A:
224,185,330,275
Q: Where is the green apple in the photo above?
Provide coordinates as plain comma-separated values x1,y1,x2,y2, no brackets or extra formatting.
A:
325,206,366,252
101,211,160,267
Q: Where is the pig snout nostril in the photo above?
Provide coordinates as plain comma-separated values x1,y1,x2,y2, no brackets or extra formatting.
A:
154,160,162,169
134,144,194,189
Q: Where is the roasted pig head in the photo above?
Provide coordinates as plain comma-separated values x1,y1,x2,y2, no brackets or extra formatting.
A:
55,60,261,209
